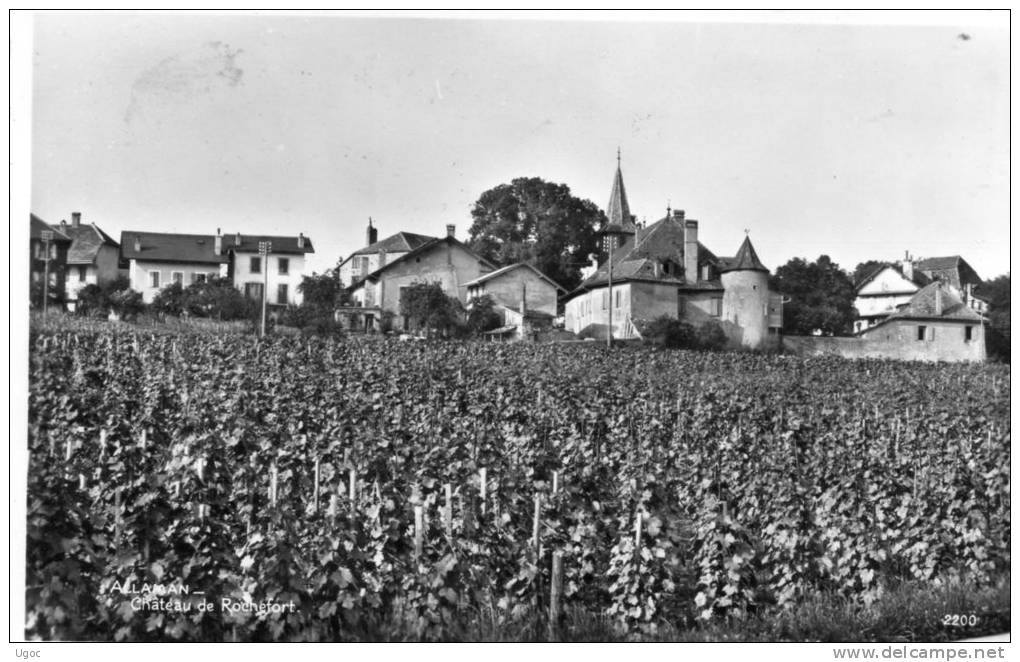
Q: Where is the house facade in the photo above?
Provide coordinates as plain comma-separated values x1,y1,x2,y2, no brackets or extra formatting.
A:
29,214,71,309
223,232,313,307
562,161,781,348
343,225,495,332
853,254,988,334
119,230,313,305
786,281,987,362
466,262,566,342
56,212,123,311
336,219,436,287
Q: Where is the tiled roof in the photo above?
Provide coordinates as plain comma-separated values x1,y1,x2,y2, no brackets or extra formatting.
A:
719,236,768,273
914,256,961,272
59,222,119,265
120,231,227,264
914,255,981,291
351,232,435,257
577,214,715,290
120,231,313,264
876,281,985,327
463,262,567,293
30,214,71,242
222,233,314,254
855,263,932,292
351,236,496,288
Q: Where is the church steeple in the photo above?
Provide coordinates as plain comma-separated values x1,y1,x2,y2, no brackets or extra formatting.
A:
606,148,634,231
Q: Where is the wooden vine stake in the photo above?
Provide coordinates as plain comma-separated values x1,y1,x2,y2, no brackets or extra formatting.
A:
634,510,643,551
414,505,424,562
140,428,148,451
99,429,108,461
269,462,278,507
443,483,453,539
549,551,563,642
479,468,487,516
348,468,357,505
532,494,542,556
552,471,559,495
313,457,321,513
114,488,123,548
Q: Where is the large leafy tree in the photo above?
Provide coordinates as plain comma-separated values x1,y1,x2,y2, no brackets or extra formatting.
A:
852,259,888,287
979,273,1010,362
770,255,856,336
467,177,604,292
298,270,349,311
399,281,463,338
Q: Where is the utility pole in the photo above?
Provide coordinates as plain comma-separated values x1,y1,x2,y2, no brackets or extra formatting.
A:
259,241,272,337
605,234,614,349
40,230,53,318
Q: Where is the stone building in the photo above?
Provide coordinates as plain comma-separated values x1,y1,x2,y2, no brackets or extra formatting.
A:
562,159,782,348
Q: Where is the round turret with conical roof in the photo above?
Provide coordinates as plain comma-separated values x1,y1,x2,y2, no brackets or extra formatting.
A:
720,235,771,348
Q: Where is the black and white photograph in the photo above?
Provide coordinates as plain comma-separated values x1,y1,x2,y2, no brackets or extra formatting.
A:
10,9,1011,653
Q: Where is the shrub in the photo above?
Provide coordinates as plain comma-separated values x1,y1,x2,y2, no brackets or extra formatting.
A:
151,282,186,317
643,316,697,349
466,295,503,336
695,320,727,351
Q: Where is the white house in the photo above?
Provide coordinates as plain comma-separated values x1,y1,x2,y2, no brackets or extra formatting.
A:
56,212,123,311
119,229,314,305
853,254,988,334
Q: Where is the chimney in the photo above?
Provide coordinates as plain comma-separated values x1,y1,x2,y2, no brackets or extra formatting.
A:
214,228,222,256
366,217,378,247
235,232,242,247
965,283,973,308
71,211,81,227
446,224,456,239
684,219,699,284
297,232,305,249
60,219,68,230
934,282,943,316
901,252,914,281
133,235,141,252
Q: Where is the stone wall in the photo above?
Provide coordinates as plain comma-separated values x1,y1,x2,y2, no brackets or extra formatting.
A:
783,319,986,363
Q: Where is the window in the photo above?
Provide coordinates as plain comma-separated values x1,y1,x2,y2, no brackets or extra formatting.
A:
965,326,974,342
278,258,289,275
33,243,41,259
172,271,184,285
615,290,621,308
602,291,608,310
711,298,722,317
250,256,262,274
360,256,371,272
277,283,289,304
49,272,57,286
78,265,87,282
149,271,160,288
917,325,927,341
244,282,263,300
191,272,208,285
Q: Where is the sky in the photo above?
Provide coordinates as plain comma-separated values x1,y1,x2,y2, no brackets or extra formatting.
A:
25,11,1011,279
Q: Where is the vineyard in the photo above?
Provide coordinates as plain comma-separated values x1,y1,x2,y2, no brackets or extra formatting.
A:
25,329,1010,641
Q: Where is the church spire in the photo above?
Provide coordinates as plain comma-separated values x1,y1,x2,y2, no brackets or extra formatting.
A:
606,148,633,230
